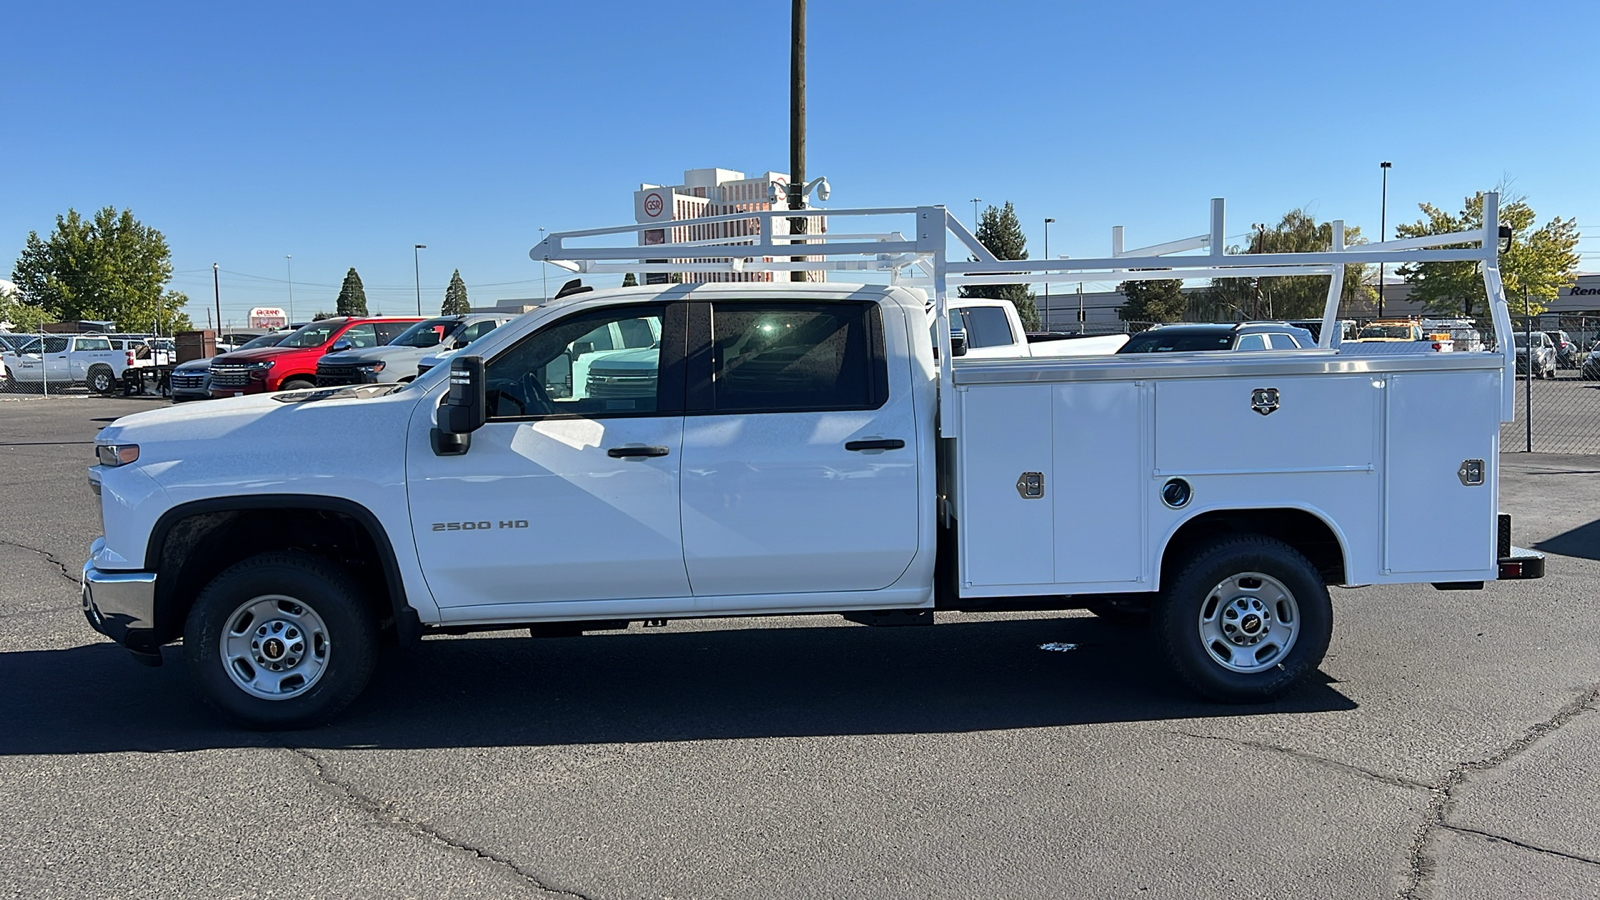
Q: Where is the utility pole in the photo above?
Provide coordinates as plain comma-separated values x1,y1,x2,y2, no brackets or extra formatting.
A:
413,245,427,316
971,198,981,230
212,263,221,341
285,255,294,325
788,0,807,282
1043,218,1055,331
1378,161,1392,318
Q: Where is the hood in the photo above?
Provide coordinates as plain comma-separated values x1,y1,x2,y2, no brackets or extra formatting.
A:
173,358,214,373
588,347,660,373
96,382,424,446
216,345,310,364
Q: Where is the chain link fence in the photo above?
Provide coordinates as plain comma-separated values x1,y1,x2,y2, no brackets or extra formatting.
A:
0,332,173,398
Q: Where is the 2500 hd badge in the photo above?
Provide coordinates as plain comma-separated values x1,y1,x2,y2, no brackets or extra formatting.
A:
432,520,530,531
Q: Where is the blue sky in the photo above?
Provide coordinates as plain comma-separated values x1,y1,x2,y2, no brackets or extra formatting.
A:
3,0,1595,326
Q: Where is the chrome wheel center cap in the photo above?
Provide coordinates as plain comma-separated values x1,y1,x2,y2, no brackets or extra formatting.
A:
250,619,306,671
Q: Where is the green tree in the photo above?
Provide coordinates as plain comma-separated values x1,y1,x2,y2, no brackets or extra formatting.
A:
311,311,335,321
621,273,638,288
335,268,369,317
1117,278,1187,324
1202,210,1373,321
1395,189,1578,317
959,201,1040,331
10,206,191,332
1,286,53,331
441,269,470,314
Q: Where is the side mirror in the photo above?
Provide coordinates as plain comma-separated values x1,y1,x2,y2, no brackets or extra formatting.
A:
950,331,968,357
330,338,352,353
433,356,486,456
573,341,596,357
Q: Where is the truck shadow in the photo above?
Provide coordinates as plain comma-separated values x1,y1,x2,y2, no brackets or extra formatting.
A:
1,616,1354,756
1533,517,1600,562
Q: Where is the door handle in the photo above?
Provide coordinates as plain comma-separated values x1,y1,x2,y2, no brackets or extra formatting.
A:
607,445,670,458
845,439,906,452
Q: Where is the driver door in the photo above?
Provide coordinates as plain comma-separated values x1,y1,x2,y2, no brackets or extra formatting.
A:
407,302,690,609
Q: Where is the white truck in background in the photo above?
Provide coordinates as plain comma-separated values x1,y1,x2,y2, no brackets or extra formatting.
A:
81,198,1542,728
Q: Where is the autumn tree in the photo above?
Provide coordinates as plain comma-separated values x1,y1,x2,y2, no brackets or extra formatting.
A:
335,268,369,317
1201,210,1373,321
11,206,192,332
959,201,1040,330
441,269,470,314
1395,189,1578,317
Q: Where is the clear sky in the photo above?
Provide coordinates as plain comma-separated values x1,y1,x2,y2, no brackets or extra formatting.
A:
3,0,1595,326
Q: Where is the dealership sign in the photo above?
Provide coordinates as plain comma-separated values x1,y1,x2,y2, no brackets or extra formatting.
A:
248,307,289,329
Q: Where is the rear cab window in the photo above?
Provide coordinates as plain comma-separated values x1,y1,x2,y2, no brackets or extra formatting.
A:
696,301,887,413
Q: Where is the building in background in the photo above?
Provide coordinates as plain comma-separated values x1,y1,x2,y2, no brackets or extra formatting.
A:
633,168,824,284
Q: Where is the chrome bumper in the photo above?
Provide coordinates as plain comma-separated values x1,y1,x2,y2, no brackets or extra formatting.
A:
81,556,158,651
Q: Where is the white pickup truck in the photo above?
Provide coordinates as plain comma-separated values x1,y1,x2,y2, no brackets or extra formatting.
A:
3,333,134,394
82,199,1543,728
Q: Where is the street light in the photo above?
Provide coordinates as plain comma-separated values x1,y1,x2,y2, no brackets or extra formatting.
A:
1379,161,1392,318
413,244,426,316
970,198,982,230
285,255,293,326
538,228,547,303
1043,217,1055,331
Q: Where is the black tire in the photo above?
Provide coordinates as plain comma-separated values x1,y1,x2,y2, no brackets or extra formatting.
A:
280,377,315,392
183,552,378,729
1083,596,1150,627
1155,535,1331,703
88,365,117,395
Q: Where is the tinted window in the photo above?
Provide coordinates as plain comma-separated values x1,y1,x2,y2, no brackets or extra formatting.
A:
1266,333,1302,350
961,306,1014,349
485,307,663,419
76,338,111,351
1234,333,1268,351
1117,330,1233,353
41,337,69,353
339,324,378,349
457,320,499,343
709,302,879,413
374,321,414,345
390,319,450,347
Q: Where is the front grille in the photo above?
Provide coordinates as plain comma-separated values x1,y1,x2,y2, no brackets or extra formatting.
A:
586,373,657,399
170,372,207,390
210,367,254,389
316,364,362,387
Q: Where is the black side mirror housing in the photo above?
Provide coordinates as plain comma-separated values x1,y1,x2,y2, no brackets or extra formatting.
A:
330,338,352,352
950,331,968,357
433,356,486,456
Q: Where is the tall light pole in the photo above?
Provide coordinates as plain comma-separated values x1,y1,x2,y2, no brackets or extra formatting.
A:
539,228,547,302
1043,217,1055,331
1378,161,1392,318
413,244,426,316
285,255,294,326
970,198,982,231
788,0,808,282
212,263,221,344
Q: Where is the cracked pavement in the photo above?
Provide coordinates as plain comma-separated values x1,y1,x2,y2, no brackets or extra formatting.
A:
2,397,1598,898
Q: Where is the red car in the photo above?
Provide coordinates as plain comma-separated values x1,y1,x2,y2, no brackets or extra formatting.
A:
208,317,421,397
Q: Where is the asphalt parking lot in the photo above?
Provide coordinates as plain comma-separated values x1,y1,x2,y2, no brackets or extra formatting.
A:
3,395,1599,899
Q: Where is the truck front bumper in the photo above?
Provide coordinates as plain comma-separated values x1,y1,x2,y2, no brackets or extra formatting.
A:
82,546,160,658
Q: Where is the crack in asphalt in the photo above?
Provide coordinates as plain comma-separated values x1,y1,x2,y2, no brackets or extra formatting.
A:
1401,684,1600,899
1164,729,1432,791
1438,823,1600,868
287,747,596,900
0,538,80,585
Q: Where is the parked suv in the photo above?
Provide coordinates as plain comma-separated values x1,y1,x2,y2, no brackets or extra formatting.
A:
1116,322,1314,354
316,314,509,386
1546,330,1578,368
209,317,420,397
1514,330,1557,379
170,332,291,402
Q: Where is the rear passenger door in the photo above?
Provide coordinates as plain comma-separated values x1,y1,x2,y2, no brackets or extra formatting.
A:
678,300,919,598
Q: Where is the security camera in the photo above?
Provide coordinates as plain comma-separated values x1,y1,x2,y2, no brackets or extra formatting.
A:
815,179,831,202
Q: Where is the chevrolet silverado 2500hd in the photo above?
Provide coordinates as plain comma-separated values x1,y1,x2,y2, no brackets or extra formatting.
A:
81,200,1543,727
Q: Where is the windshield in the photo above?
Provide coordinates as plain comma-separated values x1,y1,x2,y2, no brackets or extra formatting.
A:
1117,330,1233,353
1358,324,1415,340
239,333,290,351
279,322,341,348
391,317,456,348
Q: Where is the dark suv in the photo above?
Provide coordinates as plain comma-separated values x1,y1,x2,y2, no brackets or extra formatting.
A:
1116,322,1315,354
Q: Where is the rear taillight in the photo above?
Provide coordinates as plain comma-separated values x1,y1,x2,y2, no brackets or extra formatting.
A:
125,350,135,366
1432,343,1442,350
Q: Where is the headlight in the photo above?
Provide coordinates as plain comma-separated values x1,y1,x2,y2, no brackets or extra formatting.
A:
357,362,386,374
95,444,140,467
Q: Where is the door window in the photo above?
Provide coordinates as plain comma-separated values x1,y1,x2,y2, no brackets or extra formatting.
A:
457,320,500,344
41,337,68,354
374,322,413,344
484,307,666,419
1234,333,1268,351
702,302,885,413
339,324,379,349
76,338,111,352
961,306,1015,349
1266,333,1302,350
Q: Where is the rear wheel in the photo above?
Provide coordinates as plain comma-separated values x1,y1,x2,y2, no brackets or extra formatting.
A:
88,365,117,395
184,552,378,729
1156,535,1332,703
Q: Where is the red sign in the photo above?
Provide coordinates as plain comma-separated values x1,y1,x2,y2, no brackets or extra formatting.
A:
644,192,664,218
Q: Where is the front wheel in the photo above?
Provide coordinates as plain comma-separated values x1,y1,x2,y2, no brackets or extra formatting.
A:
184,552,378,728
1155,536,1332,703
